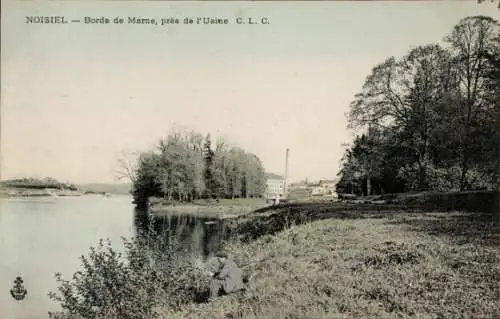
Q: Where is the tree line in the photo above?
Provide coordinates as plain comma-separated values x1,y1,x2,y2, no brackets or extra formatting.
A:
0,177,78,191
128,129,267,206
337,16,500,196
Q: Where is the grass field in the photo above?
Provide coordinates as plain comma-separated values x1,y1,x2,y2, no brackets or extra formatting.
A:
163,207,499,319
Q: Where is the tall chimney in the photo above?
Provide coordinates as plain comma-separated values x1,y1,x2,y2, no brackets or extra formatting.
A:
284,148,289,198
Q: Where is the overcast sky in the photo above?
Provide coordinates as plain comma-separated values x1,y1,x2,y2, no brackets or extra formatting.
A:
1,1,499,184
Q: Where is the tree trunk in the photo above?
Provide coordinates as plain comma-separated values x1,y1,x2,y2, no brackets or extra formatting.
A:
460,104,473,191
459,154,470,191
366,172,372,196
418,162,427,191
496,159,500,224
495,99,500,224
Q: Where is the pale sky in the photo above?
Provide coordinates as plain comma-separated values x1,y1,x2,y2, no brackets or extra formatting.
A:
1,1,499,184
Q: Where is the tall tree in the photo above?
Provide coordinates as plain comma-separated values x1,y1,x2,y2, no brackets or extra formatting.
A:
481,32,500,218
348,44,455,190
444,16,500,189
341,16,499,195
203,134,215,198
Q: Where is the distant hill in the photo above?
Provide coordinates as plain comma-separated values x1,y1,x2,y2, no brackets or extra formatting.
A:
77,183,132,195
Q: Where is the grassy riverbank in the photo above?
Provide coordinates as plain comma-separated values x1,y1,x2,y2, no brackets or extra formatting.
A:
48,200,499,319
163,206,499,319
150,198,269,218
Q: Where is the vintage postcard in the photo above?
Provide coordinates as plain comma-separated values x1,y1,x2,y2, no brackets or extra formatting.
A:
1,1,499,318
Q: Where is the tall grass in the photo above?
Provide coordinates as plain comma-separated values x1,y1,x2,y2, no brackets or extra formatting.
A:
165,212,499,319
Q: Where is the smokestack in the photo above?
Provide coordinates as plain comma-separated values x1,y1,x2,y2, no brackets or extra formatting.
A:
284,148,289,198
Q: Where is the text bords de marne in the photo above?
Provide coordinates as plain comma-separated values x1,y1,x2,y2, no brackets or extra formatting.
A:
25,16,270,26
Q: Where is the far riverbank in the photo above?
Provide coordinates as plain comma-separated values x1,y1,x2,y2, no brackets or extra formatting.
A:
149,197,269,218
0,187,83,198
0,180,132,198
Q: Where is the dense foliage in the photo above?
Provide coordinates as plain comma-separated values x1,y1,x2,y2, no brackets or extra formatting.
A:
337,16,500,196
130,130,267,206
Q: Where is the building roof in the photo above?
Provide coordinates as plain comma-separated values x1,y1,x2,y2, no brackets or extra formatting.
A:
265,172,284,180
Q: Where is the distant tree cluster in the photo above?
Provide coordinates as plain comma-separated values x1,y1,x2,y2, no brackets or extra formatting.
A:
337,16,500,196
0,177,78,191
131,130,267,206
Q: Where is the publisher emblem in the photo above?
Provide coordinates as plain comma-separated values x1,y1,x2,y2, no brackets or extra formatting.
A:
10,276,27,301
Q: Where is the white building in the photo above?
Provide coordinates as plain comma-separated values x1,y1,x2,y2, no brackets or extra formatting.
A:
265,172,285,198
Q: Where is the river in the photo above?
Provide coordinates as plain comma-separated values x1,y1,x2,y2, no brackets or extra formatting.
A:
0,195,225,319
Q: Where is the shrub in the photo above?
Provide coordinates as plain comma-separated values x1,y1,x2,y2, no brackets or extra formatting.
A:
398,162,494,192
48,218,209,319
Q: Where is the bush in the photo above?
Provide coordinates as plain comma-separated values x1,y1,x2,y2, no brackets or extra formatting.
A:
48,218,210,319
398,162,494,192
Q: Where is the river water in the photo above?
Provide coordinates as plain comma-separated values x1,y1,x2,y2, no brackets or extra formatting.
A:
0,195,224,319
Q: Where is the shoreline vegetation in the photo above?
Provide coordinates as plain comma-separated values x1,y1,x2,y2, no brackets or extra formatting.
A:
0,178,82,198
128,129,268,208
149,197,269,218
0,178,132,198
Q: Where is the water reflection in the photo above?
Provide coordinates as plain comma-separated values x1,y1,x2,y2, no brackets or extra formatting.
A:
0,195,136,318
133,208,229,259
